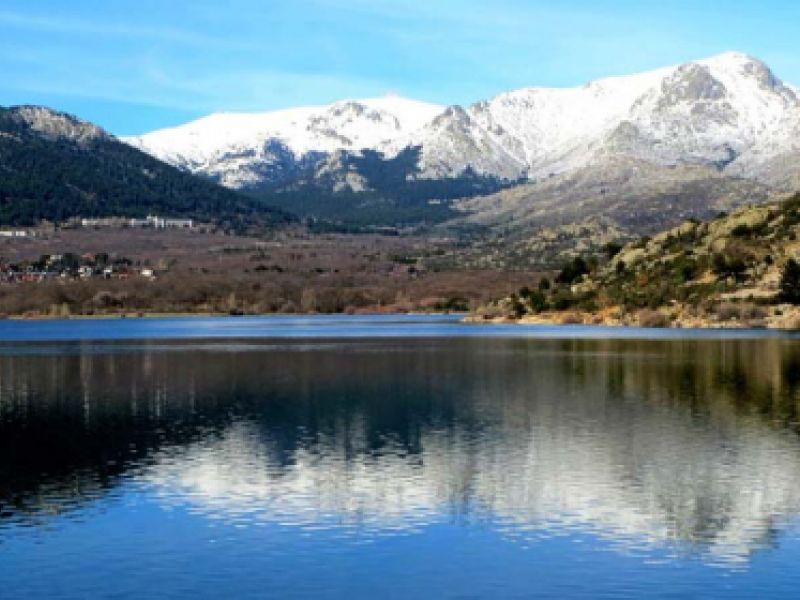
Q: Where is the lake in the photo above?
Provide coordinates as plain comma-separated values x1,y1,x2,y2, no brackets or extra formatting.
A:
3,315,800,598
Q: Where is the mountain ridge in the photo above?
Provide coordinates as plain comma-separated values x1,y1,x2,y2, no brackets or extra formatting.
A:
125,96,444,189
125,52,800,195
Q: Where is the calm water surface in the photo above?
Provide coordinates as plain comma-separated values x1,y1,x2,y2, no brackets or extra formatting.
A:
3,315,800,598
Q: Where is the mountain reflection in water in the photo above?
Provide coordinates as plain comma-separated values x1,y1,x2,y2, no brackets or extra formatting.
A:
3,337,800,567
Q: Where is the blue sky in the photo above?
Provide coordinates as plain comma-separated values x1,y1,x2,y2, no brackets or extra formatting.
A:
2,0,799,135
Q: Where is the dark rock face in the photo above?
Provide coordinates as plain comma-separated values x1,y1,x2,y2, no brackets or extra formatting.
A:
657,64,728,109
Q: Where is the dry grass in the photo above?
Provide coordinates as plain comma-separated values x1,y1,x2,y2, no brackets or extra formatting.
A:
637,309,671,328
559,312,584,325
0,228,541,317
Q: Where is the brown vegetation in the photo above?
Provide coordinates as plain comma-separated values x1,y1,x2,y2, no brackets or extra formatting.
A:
0,228,539,317
637,309,670,328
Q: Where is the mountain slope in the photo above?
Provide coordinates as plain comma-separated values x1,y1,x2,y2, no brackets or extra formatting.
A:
123,52,800,235
446,158,777,268
473,193,800,329
125,96,445,190
127,52,800,194
422,53,800,183
0,106,293,227
458,159,773,232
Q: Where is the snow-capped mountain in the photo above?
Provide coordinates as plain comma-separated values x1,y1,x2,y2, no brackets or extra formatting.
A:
398,52,800,183
127,53,800,187
125,52,800,206
125,96,444,189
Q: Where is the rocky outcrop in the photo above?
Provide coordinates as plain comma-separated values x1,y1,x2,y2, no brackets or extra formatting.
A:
472,195,800,329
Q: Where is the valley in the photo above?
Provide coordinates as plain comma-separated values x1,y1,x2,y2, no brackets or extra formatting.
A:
0,226,537,317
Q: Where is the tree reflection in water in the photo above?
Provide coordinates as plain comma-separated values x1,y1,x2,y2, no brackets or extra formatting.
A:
3,337,800,564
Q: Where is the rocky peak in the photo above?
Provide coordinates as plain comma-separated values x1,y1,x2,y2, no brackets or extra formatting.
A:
8,106,108,144
742,57,783,91
656,64,728,110
431,105,472,130
328,101,400,127
329,101,367,117
704,52,798,106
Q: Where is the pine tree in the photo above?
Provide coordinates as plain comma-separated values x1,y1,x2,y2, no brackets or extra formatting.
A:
779,259,800,304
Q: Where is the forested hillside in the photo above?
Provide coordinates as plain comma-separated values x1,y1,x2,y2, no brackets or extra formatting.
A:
0,106,294,228
257,147,512,230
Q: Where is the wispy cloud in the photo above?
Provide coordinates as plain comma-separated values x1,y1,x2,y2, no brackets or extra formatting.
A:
0,44,392,116
0,9,252,50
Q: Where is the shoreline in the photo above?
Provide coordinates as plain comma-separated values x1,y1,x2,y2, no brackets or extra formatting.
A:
6,308,800,332
4,310,465,321
463,306,800,331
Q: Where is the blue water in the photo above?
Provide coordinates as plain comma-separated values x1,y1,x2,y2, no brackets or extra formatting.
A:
0,313,797,341
2,315,800,598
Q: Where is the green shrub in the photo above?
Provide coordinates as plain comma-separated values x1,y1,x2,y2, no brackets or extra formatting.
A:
730,224,752,238
603,242,623,259
780,259,800,304
551,290,576,310
528,290,549,313
556,257,590,284
435,297,470,312
677,258,698,282
712,251,748,280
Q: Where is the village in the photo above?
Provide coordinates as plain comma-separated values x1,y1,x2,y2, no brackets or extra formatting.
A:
0,214,200,241
0,215,200,284
0,251,159,284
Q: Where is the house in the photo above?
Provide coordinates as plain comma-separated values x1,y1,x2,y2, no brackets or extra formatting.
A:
164,218,194,229
79,215,196,230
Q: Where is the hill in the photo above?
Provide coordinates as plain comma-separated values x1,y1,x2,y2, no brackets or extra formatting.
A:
0,106,294,228
472,193,800,329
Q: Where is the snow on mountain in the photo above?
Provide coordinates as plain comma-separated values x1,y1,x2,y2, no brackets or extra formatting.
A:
125,52,800,193
399,52,800,182
600,53,800,171
124,96,443,188
385,64,671,181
